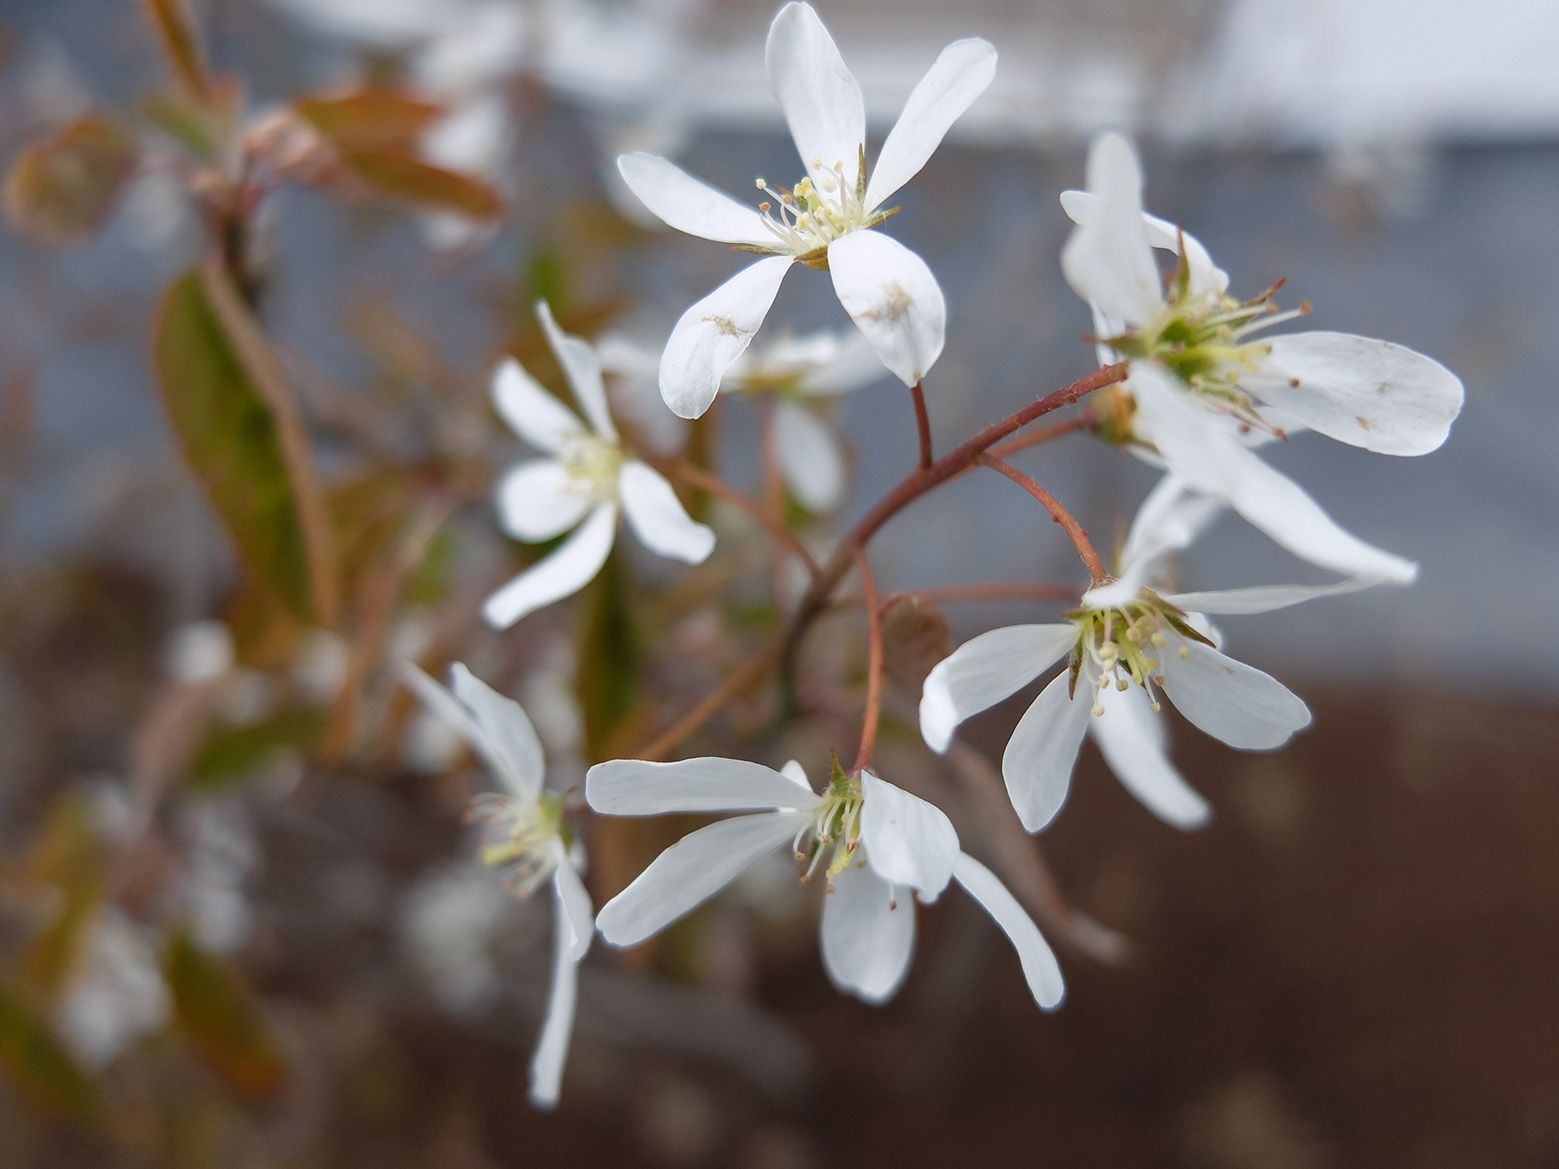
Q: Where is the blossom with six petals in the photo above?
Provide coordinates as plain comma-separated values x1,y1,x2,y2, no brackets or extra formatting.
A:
617,1,996,418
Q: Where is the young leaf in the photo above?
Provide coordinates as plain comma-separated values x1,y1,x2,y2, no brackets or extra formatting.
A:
165,932,288,1103
153,266,337,623
297,91,445,152
3,117,139,247
144,0,210,100
0,983,101,1120
340,150,503,220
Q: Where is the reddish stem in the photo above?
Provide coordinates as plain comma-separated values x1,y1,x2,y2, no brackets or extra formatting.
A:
987,409,1097,460
635,640,783,762
853,549,884,773
978,452,1108,584
672,462,820,578
910,380,933,470
890,581,1081,606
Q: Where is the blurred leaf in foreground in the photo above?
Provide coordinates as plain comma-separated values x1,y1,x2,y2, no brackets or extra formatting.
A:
164,932,287,1104
0,983,101,1120
3,117,140,247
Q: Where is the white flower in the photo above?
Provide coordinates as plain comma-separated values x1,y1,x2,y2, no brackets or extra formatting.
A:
920,473,1379,833
586,756,1063,1010
402,661,593,1110
617,1,996,418
57,907,170,1069
483,301,716,629
1060,132,1464,586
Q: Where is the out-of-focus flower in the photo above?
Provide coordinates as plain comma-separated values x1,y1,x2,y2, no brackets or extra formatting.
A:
399,862,512,1017
1060,131,1464,585
57,906,170,1068
483,301,714,629
618,1,996,417
401,661,591,1108
920,473,1375,832
587,756,1062,1010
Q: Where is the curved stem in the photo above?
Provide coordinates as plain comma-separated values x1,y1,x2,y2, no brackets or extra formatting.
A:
987,409,1097,461
853,549,883,773
889,581,1081,606
672,462,820,578
977,453,1108,584
635,640,783,762
909,380,933,470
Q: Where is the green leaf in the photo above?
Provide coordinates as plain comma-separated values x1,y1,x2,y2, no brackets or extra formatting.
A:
3,117,139,247
340,150,503,220
0,982,101,1120
165,932,287,1104
23,795,103,999
153,267,337,623
187,708,325,792
576,547,640,757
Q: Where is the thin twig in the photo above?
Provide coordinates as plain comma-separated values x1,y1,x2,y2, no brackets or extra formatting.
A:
888,581,1082,606
978,452,1108,584
635,640,784,762
853,549,883,772
987,409,1097,461
672,462,820,578
910,380,933,470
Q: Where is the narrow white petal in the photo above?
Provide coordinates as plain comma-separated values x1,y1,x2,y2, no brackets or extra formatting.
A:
586,757,823,815
819,856,915,1005
449,663,546,802
1161,640,1311,750
494,459,593,543
919,624,1077,753
864,37,997,212
594,811,811,947
616,152,773,246
1090,683,1209,830
399,663,513,785
1164,576,1380,616
536,301,616,441
1253,332,1464,456
828,232,945,387
528,879,580,1110
775,400,845,512
766,2,865,186
1060,133,1163,328
552,852,594,961
492,357,585,454
661,257,794,419
1131,365,1419,584
1001,668,1094,833
798,328,888,395
1084,473,1223,609
951,853,1064,1010
618,461,715,564
779,760,814,791
482,504,617,629
859,772,959,902
1058,191,1229,299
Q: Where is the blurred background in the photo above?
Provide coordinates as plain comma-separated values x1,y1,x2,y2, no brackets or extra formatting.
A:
0,0,1555,1166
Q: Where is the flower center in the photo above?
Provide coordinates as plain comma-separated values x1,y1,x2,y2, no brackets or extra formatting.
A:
467,793,564,897
558,435,622,502
1113,273,1311,433
1069,591,1206,717
791,760,864,888
752,155,895,265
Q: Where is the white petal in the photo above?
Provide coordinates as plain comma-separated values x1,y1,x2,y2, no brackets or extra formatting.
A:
775,400,845,512
1253,332,1464,456
448,663,546,802
1085,473,1223,608
1089,683,1209,830
661,257,795,419
859,772,959,902
586,757,823,815
819,856,915,1005
399,663,512,784
492,357,585,454
1160,640,1311,750
919,624,1077,753
594,810,811,947
615,152,773,246
828,232,945,387
864,37,997,212
1164,576,1380,616
552,850,594,961
951,853,1064,1010
494,459,593,543
528,877,581,1110
1001,668,1094,833
482,504,617,629
1130,365,1419,584
766,2,865,186
779,760,814,791
617,460,715,564
536,301,615,441
1060,133,1163,328
798,329,888,395
1058,191,1228,299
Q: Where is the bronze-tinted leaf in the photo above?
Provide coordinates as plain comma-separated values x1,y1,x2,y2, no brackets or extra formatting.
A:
153,267,337,623
297,91,445,152
22,795,103,999
340,150,503,220
144,0,210,100
3,117,139,247
881,594,952,692
165,932,287,1103
0,983,101,1120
